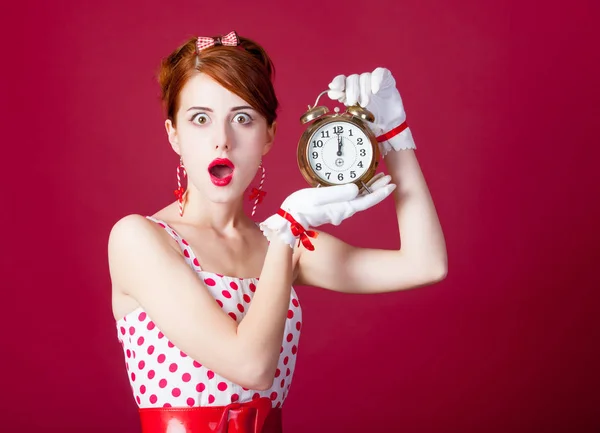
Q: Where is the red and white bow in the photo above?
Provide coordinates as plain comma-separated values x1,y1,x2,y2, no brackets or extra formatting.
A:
196,31,239,52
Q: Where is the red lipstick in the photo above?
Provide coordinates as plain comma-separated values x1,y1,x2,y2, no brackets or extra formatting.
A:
208,158,235,186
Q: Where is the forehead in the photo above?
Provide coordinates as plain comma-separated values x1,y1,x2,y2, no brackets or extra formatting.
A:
179,73,249,109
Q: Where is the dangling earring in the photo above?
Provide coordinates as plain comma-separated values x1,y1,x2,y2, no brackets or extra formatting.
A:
249,161,267,217
174,157,187,217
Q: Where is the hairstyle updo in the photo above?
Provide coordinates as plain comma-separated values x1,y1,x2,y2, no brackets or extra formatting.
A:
158,33,279,127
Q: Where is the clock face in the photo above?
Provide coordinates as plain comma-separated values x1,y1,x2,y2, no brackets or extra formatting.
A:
306,120,374,185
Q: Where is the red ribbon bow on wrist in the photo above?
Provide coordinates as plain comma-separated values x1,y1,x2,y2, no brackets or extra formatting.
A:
197,31,239,52
249,187,267,204
277,209,318,251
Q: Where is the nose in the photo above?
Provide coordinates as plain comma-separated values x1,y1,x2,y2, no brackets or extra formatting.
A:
214,121,233,152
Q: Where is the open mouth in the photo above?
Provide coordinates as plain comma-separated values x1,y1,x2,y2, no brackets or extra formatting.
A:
209,165,233,179
208,158,235,185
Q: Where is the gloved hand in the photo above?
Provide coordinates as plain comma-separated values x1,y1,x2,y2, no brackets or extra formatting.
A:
259,173,395,250
327,67,416,156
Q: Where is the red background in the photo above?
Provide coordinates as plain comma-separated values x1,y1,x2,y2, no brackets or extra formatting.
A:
2,0,599,432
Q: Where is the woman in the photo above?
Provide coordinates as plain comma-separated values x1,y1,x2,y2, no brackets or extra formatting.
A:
108,31,447,433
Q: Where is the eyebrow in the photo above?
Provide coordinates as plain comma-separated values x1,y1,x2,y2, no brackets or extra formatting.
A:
186,105,255,112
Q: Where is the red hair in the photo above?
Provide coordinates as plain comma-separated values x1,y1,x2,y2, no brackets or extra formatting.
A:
158,34,278,126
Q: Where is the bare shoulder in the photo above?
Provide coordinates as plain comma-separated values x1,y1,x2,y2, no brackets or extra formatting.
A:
108,214,175,297
109,213,155,245
108,213,178,254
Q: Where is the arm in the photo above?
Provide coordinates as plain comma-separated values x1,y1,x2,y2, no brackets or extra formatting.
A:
296,68,447,294
108,214,294,390
296,149,447,293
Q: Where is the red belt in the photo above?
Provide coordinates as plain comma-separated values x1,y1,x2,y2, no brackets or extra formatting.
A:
138,397,282,433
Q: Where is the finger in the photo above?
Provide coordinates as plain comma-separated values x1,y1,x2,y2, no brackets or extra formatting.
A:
359,172,384,196
345,74,360,106
350,183,396,212
371,67,386,94
328,75,346,91
327,89,346,102
360,172,384,191
309,183,359,206
359,173,391,196
371,67,395,94
367,174,392,191
365,172,385,187
359,72,371,107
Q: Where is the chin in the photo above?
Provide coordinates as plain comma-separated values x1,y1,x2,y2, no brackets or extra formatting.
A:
204,184,244,204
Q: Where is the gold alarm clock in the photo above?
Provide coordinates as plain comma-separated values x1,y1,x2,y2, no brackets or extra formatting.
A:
297,90,380,192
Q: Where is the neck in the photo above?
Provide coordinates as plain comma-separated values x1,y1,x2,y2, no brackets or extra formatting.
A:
179,188,251,234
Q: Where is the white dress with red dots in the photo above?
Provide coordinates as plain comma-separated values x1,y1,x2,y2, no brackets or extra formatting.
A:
115,216,302,410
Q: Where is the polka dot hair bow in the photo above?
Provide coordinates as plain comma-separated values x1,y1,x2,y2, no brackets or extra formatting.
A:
196,31,239,52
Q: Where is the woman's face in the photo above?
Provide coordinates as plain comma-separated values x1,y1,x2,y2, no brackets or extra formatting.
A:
165,73,275,205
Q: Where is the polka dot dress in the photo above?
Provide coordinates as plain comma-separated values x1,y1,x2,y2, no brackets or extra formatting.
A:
115,216,302,409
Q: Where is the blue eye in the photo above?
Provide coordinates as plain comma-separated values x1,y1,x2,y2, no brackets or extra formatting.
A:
233,113,252,124
191,113,210,125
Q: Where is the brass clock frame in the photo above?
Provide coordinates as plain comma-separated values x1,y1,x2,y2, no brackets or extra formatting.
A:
297,100,380,191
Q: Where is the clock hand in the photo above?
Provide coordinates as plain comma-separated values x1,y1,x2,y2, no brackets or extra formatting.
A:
337,134,343,156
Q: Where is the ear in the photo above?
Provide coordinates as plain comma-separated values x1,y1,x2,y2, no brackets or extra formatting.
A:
262,121,277,156
165,119,181,155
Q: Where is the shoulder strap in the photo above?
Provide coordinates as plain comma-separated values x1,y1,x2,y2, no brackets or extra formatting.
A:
145,216,203,271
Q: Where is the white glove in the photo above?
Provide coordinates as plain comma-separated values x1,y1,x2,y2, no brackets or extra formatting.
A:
259,173,395,250
327,67,416,156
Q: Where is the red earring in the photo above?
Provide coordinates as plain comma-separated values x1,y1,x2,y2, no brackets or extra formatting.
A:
174,157,187,217
249,161,267,217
